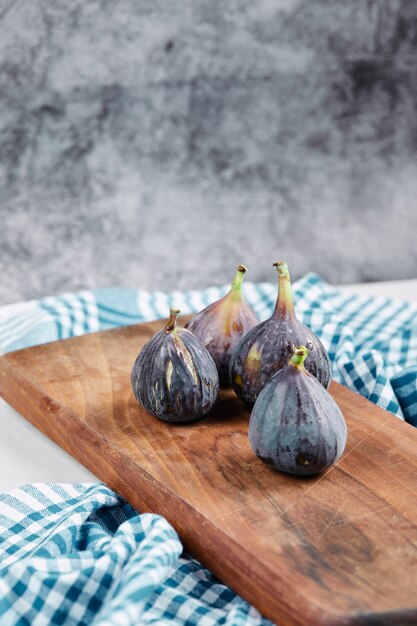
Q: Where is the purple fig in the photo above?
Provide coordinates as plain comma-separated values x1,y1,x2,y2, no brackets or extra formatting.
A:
131,308,219,423
230,261,331,406
249,345,347,476
186,265,259,385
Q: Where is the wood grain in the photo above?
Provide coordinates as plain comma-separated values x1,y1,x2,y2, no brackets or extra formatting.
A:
1,318,417,626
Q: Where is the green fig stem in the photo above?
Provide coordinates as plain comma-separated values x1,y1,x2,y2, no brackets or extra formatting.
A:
165,307,180,332
230,264,248,292
273,261,295,317
290,345,309,368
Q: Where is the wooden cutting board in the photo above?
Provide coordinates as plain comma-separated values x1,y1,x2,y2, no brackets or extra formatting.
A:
1,318,417,626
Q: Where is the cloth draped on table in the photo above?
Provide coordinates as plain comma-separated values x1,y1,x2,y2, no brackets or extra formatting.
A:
0,274,416,625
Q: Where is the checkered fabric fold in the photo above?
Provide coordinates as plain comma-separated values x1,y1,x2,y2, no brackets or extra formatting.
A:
1,274,417,625
0,484,267,626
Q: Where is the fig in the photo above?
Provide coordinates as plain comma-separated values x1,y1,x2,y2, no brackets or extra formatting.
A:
186,264,259,385
131,307,219,423
249,345,347,476
230,261,331,406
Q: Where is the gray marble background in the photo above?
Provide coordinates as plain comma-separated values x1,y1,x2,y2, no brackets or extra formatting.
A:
1,0,417,304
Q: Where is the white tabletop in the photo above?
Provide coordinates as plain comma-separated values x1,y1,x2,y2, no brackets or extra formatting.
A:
1,279,417,494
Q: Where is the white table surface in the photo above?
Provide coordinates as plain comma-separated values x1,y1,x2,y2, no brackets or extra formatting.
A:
1,279,417,494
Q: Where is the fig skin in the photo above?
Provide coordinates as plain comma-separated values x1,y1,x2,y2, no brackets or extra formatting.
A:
230,261,331,406
249,346,347,476
186,265,259,385
131,308,219,423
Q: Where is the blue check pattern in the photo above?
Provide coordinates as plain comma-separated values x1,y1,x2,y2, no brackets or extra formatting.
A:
0,483,262,625
0,274,416,625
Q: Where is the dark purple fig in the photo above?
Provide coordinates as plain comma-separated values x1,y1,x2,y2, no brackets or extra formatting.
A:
230,261,331,406
131,308,219,423
249,345,347,476
186,265,259,385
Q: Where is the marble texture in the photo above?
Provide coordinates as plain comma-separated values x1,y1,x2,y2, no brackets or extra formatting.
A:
1,0,417,304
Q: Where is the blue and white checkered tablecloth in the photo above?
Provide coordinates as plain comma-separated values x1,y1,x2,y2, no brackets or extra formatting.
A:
1,273,417,625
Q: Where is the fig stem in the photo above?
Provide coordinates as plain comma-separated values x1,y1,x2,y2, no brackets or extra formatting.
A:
165,307,180,332
230,264,248,292
290,345,309,368
273,261,294,316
